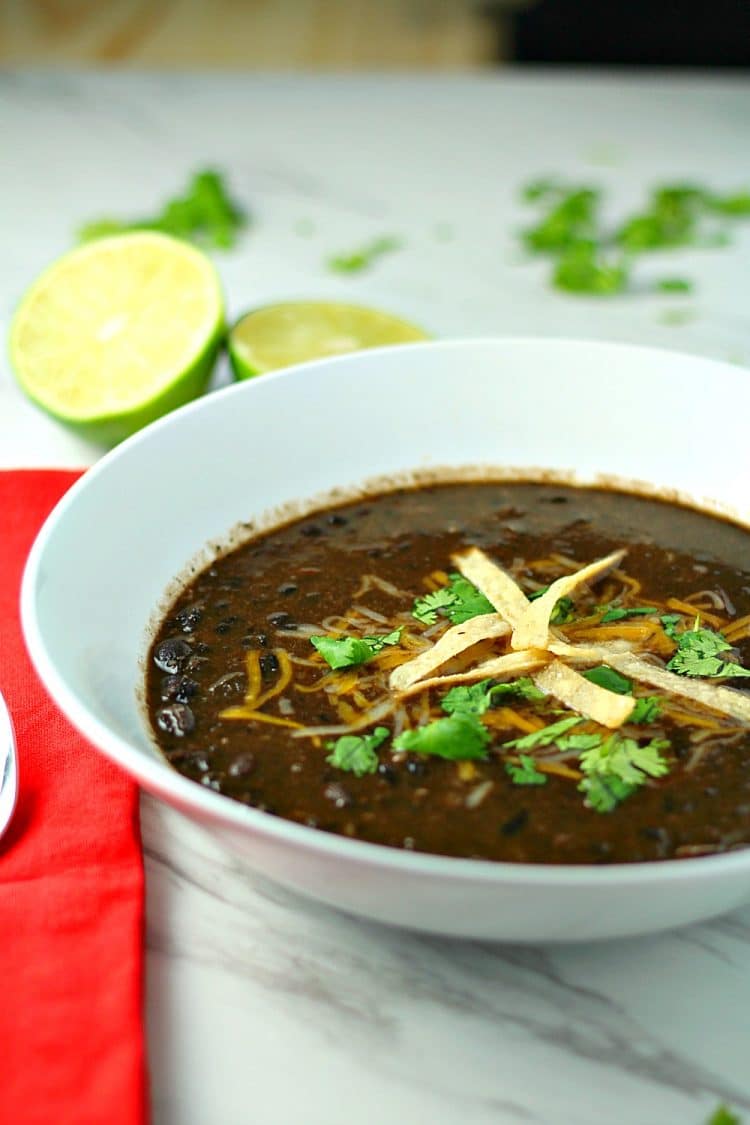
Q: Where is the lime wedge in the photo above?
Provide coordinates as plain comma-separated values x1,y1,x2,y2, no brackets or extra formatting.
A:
9,232,224,446
228,301,428,378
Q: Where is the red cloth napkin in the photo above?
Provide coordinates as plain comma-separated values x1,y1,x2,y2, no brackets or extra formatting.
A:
0,470,146,1125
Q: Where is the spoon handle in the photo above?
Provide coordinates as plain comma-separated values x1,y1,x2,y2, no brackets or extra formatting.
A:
0,691,19,837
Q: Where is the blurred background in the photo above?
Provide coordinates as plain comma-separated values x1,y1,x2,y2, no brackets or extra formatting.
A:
2,0,749,70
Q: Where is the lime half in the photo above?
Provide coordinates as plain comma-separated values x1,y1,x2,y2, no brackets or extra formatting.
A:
9,232,224,446
228,300,428,378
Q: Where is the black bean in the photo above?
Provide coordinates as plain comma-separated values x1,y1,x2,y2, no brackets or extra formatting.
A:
228,752,255,778
301,524,323,538
156,703,196,736
501,809,528,836
167,749,210,772
160,674,199,703
324,782,353,808
377,763,398,784
267,611,297,629
194,642,211,656
153,637,192,673
215,616,239,635
277,582,298,595
241,632,270,650
327,513,348,526
259,652,280,679
406,758,428,777
175,604,203,633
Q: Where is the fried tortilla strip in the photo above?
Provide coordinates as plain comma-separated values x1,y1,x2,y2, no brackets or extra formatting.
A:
389,613,510,693
606,652,750,725
451,547,530,629
533,659,635,729
394,648,549,700
511,549,626,651
548,639,634,663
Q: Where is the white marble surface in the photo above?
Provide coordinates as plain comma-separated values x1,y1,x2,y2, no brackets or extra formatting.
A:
2,69,750,1124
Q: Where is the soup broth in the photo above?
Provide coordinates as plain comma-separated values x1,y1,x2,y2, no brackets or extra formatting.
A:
146,481,750,865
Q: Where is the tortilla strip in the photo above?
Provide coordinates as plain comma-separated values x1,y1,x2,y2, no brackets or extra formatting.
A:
548,639,634,662
606,652,750,725
451,548,530,629
533,660,635,729
389,613,510,693
511,549,626,652
393,648,550,700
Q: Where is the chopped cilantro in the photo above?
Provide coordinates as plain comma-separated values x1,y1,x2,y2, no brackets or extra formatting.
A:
79,169,246,249
660,613,682,639
504,715,584,751
666,621,750,679
578,734,670,812
412,573,494,626
552,240,628,295
707,1104,742,1125
328,235,401,273
441,676,544,717
599,604,658,624
310,629,401,670
326,727,389,776
709,191,750,216
506,754,547,786
394,712,490,761
522,188,600,252
526,587,576,624
630,696,663,724
657,277,693,294
582,665,632,694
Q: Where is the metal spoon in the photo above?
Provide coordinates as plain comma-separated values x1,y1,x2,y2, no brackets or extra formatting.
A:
0,691,18,838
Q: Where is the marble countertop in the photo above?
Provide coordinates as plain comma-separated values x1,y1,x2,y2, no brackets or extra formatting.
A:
2,68,750,1124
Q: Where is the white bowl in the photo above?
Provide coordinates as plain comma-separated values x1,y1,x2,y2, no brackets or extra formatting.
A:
21,338,750,942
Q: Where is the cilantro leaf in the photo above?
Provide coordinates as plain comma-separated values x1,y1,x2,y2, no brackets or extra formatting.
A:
441,676,544,717
582,665,632,695
394,713,490,761
526,587,576,624
707,1104,742,1125
412,573,494,626
310,629,401,670
666,623,750,679
506,754,547,786
523,188,601,253
326,727,389,776
660,613,682,639
328,235,402,273
657,277,693,294
552,240,628,295
630,696,662,724
79,168,246,249
578,734,670,812
504,715,583,751
599,605,658,624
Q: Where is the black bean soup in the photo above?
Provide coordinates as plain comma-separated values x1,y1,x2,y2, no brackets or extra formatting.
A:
146,482,750,865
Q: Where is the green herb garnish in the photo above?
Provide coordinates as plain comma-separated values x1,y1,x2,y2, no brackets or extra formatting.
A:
394,712,490,761
629,696,663,724
522,188,600,252
310,629,401,670
526,588,576,624
552,240,628,296
657,277,693,294
578,734,670,812
582,665,633,694
328,235,402,273
707,1104,742,1125
79,169,246,249
326,727,390,776
412,573,494,626
441,676,544,717
504,715,584,751
666,621,750,679
599,604,658,624
660,613,682,639
506,754,547,786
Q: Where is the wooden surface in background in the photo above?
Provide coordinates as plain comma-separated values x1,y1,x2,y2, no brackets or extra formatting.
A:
0,0,510,68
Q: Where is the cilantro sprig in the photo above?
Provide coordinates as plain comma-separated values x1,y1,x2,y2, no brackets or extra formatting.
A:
326,727,389,776
328,235,402,273
394,713,490,761
412,574,494,626
79,169,246,249
506,755,547,786
578,734,670,813
520,178,750,297
310,629,401,670
666,620,750,680
441,677,544,717
599,604,658,624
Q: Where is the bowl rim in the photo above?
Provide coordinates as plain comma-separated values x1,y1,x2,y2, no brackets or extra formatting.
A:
21,335,750,888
